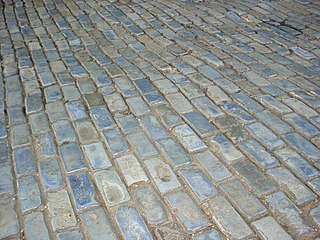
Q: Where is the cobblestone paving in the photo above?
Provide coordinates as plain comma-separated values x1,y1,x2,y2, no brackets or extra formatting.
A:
0,0,320,239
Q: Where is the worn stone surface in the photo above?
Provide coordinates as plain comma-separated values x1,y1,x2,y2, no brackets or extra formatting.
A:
1,0,319,239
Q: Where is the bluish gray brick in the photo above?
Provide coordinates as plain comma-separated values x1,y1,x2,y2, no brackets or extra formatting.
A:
65,100,87,120
173,124,206,153
199,65,223,80
39,158,63,191
258,94,292,114
53,120,77,144
144,91,165,105
166,93,194,114
157,137,191,167
24,212,50,240
11,123,31,147
28,112,50,133
69,65,88,78
13,146,36,176
211,133,244,164
191,96,224,119
133,186,168,225
220,178,267,221
83,142,112,170
116,205,153,240
18,175,41,212
224,102,255,124
192,229,223,240
284,132,320,161
266,192,314,239
232,92,264,113
57,229,84,240
167,190,209,232
128,131,158,158
183,111,216,137
0,195,19,239
140,115,169,140
247,122,285,150
310,206,320,228
59,142,86,172
309,177,320,194
0,164,14,195
35,132,56,158
114,113,140,134
284,113,319,138
135,79,157,94
145,157,181,193
126,96,151,116
38,71,57,86
204,195,253,239
82,208,117,240
179,165,217,202
102,128,129,156
74,118,99,144
240,139,278,169
68,172,98,210
154,222,186,240
0,140,9,164
195,150,232,182
90,107,114,130
94,169,130,207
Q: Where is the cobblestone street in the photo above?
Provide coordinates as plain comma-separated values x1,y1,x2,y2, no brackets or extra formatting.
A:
0,0,320,239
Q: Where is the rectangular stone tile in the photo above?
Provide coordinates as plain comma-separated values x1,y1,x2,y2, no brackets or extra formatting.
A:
56,229,84,240
0,164,14,195
83,142,112,170
144,91,165,105
65,100,87,120
140,115,169,140
246,122,285,150
18,175,41,212
13,146,36,176
115,154,148,186
114,113,140,134
135,78,157,94
127,131,158,158
240,139,278,169
48,189,77,230
90,107,114,130
53,120,77,144
157,137,191,167
167,190,209,232
0,140,9,164
258,94,292,114
192,229,223,240
39,158,63,191
179,166,218,202
207,85,231,106
102,128,129,156
204,195,253,239
224,102,255,124
255,110,293,135
156,105,183,129
195,150,232,182
126,96,151,116
252,216,293,240
59,142,86,172
211,133,244,164
0,195,19,239
116,205,153,240
11,123,31,147
192,96,224,119
68,172,98,210
94,169,130,207
284,113,319,138
82,208,117,240
144,157,181,193
46,101,68,122
281,97,318,119
233,159,277,196
74,118,99,144
220,178,267,221
28,112,49,133
133,186,168,225
35,132,57,159
267,167,316,206
24,212,50,240
173,124,206,153
183,111,216,137
266,192,314,239
166,92,194,113
232,92,264,113
177,82,204,99
284,132,320,161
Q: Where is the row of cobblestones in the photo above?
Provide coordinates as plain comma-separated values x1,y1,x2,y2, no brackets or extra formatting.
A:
0,0,319,239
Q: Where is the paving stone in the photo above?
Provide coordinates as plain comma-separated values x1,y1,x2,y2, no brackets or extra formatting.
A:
102,128,129,156
281,97,318,119
0,195,19,239
267,167,317,206
156,105,183,128
94,169,130,207
211,132,244,164
224,102,255,124
174,124,206,153
11,123,31,147
39,158,63,191
65,100,87,120
74,118,99,144
126,96,151,116
233,159,277,196
68,172,98,210
81,208,117,240
166,92,194,113
34,131,57,159
145,157,181,193
13,146,36,176
192,229,223,240
59,142,86,172
46,101,68,122
83,142,112,170
310,206,320,228
232,92,264,113
115,154,148,186
266,191,314,239
191,96,224,119
128,131,158,158
155,222,187,240
48,189,77,230
258,94,292,114
53,120,76,144
116,205,153,240
204,195,253,239
183,111,216,137
0,140,9,164
56,229,84,240
167,190,209,232
0,164,14,195
240,139,278,169
140,115,169,140
114,113,140,134
246,122,285,150
252,216,293,240
133,186,168,225
90,107,114,130
24,212,50,240
18,175,41,212
284,113,319,138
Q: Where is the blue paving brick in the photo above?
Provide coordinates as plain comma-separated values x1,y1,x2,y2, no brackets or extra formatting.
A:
224,102,255,124
69,65,88,77
128,132,158,158
18,175,41,212
24,212,50,240
68,172,98,210
0,164,14,195
53,120,77,144
39,158,63,191
284,113,319,138
102,128,129,155
57,229,84,240
0,195,19,239
232,92,264,113
13,146,36,176
114,113,140,134
284,133,320,161
66,100,87,120
90,107,114,130
174,124,206,153
116,205,153,240
179,166,217,202
144,91,165,105
140,115,169,140
192,229,223,240
191,96,224,119
59,142,86,172
83,142,112,170
36,132,57,158
0,140,9,164
183,111,216,137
